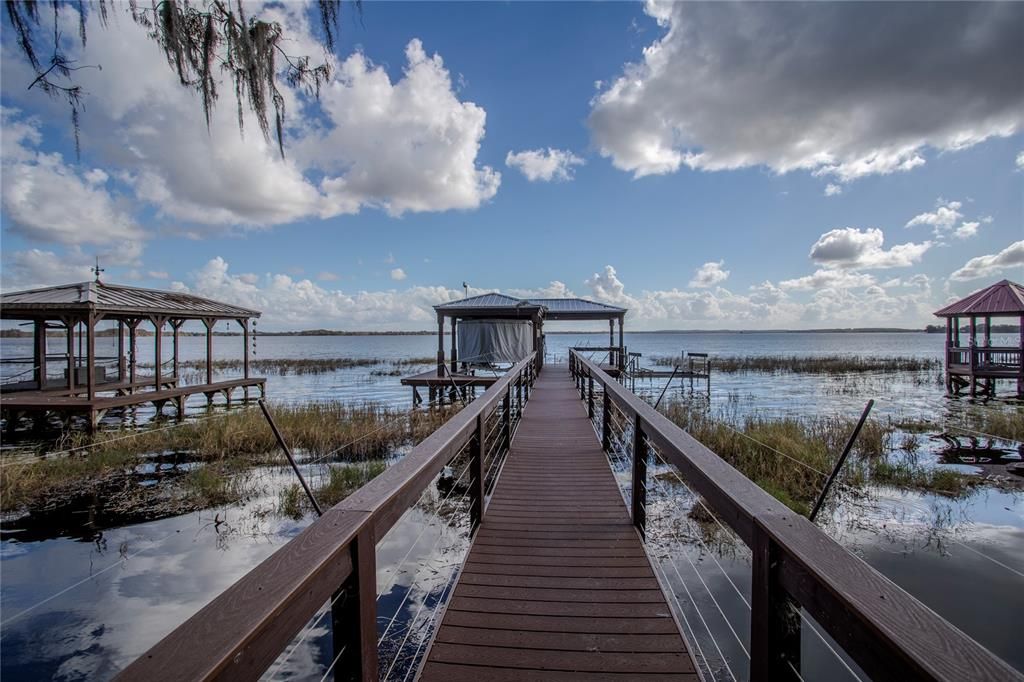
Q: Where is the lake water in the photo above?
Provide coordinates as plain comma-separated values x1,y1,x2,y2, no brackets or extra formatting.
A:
1,332,1022,680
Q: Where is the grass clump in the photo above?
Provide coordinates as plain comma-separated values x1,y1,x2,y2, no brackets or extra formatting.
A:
657,400,972,516
650,354,940,375
1,401,458,516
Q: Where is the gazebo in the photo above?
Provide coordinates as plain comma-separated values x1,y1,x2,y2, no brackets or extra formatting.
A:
400,293,627,404
1,279,265,430
933,279,1024,398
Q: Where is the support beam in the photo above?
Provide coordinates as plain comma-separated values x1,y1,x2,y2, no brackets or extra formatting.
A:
34,320,47,389
450,317,458,373
64,317,76,392
86,313,97,400
128,319,141,390
152,316,166,393
203,318,216,385
617,315,625,370
239,318,250,379
117,320,125,382
437,315,445,377
172,319,184,382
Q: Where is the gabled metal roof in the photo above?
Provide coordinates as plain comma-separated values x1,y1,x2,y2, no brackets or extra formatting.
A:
434,293,538,310
434,293,626,321
527,298,627,314
1,281,261,319
934,279,1024,317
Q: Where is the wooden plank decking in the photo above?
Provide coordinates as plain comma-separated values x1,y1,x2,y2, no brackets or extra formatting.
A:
420,367,698,680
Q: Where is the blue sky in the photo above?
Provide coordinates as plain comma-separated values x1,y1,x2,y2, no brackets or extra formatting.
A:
1,1,1022,330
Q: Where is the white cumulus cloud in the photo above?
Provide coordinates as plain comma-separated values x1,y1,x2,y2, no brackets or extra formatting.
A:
589,3,1022,180
949,241,1024,281
505,148,585,182
390,268,407,281
809,228,931,270
689,261,730,288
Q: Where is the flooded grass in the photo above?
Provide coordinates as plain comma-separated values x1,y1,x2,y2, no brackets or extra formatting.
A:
140,356,435,376
650,354,941,374
0,402,458,517
657,400,981,516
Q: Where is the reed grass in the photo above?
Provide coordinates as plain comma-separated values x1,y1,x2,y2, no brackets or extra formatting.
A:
650,354,941,374
657,401,974,516
140,356,435,376
0,401,457,514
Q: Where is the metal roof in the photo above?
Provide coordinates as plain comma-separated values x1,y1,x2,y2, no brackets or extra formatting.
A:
1,281,261,319
434,293,626,321
526,298,627,314
934,279,1024,317
434,293,539,310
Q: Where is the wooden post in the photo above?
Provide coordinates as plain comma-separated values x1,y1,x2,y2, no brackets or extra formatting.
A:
1019,314,1024,398
128,319,140,389
240,318,250,379
609,319,615,367
969,316,977,396
34,320,47,389
602,391,611,451
502,391,512,450
117,320,125,382
450,317,458,374
86,313,97,400
172,320,184,382
436,315,445,377
152,316,165,393
630,413,647,540
203,318,215,385
330,527,377,682
618,316,625,371
984,315,992,348
944,317,952,393
751,520,801,682
469,413,485,530
65,318,76,392
587,374,594,419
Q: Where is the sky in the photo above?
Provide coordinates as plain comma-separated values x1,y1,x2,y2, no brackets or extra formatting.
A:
1,1,1022,331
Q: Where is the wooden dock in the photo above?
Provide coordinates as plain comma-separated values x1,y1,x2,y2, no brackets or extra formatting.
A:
122,351,1022,682
420,369,697,679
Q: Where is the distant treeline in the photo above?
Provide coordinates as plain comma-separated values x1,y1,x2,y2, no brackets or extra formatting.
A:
924,324,1019,334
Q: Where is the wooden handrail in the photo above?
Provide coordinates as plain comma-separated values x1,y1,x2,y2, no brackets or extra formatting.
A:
118,352,537,682
570,350,1021,682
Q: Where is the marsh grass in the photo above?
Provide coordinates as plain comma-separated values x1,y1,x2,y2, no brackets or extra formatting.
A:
657,400,975,516
141,356,435,377
650,354,941,374
276,461,388,519
1,402,458,515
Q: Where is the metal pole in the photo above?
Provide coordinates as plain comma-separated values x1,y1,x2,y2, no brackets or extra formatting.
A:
258,399,323,516
653,365,680,410
809,399,874,523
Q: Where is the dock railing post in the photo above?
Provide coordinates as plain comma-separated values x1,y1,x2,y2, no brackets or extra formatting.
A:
469,413,485,530
751,519,800,682
630,413,647,540
587,375,594,419
602,390,611,451
502,390,512,450
330,527,378,682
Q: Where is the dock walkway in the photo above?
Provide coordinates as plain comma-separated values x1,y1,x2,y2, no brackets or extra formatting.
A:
420,367,698,680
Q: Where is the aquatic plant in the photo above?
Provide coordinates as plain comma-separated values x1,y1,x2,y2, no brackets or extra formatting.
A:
649,354,941,374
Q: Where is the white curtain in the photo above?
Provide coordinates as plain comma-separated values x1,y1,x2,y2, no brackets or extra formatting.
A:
457,320,532,364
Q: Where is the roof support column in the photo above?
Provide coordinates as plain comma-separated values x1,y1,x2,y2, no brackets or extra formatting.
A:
151,316,168,393
127,319,141,390
34,320,47,389
437,314,445,377
238,318,250,379
172,320,184,382
1018,314,1023,397
618,315,625,371
450,317,458,373
86,313,98,400
203,318,216,385
117,320,125,383
609,319,615,367
64,317,76,393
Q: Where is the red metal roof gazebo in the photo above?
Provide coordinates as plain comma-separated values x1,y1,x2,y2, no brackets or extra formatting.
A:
933,279,1023,398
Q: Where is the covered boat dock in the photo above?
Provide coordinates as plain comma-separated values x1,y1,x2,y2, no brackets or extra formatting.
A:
1,279,266,430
